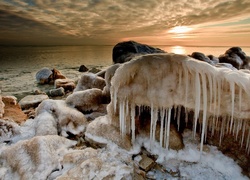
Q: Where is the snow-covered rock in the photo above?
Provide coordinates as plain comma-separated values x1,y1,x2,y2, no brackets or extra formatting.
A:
19,94,49,109
74,73,106,92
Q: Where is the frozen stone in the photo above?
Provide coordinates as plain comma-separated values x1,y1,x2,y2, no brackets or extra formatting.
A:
66,88,104,113
0,119,20,142
138,154,155,172
35,67,53,84
19,94,49,109
85,116,132,150
0,135,76,180
0,95,5,118
74,73,106,92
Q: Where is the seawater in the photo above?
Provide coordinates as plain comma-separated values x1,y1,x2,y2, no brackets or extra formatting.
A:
0,45,250,100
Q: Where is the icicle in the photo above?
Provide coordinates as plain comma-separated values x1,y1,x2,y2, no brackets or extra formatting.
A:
119,100,126,137
239,87,242,112
236,119,242,141
160,108,165,147
200,73,207,158
193,72,201,139
241,120,246,148
229,82,235,133
152,108,158,144
207,74,213,112
219,117,225,146
164,109,168,148
130,103,136,144
217,79,221,121
184,69,189,125
166,107,172,150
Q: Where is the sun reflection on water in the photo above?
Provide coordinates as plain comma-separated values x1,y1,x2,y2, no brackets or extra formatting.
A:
170,46,186,55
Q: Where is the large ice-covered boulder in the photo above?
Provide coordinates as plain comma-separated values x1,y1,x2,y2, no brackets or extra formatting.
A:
112,40,165,64
108,53,250,153
0,135,76,180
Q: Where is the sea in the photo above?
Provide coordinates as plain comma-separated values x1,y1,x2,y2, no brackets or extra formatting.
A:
1,45,250,100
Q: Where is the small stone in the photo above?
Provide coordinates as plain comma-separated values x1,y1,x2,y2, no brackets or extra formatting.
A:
19,94,49,109
48,87,65,97
139,154,155,172
54,78,76,92
79,65,89,72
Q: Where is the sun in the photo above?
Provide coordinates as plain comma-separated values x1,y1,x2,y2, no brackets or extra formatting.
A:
168,26,192,34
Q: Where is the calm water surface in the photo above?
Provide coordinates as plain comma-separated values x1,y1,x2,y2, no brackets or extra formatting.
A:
1,45,250,100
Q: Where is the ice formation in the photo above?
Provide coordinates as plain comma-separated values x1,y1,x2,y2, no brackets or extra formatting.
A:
108,53,250,154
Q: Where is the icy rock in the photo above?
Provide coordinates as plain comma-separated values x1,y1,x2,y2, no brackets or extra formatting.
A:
19,94,49,109
36,99,87,137
208,55,219,64
48,87,65,97
219,53,243,69
112,40,165,64
66,88,104,113
2,96,27,124
79,64,89,72
103,64,121,101
74,73,106,92
57,146,134,180
0,95,5,118
0,119,20,142
0,135,76,180
85,116,132,150
54,78,76,91
108,53,250,154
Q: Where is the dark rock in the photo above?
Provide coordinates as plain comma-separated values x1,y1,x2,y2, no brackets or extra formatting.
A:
112,41,165,64
79,65,89,72
219,53,243,69
225,47,246,60
207,55,219,64
190,52,212,64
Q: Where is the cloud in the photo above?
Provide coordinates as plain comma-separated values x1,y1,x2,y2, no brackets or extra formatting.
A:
0,0,250,45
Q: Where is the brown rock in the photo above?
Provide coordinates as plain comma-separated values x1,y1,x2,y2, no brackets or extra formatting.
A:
2,96,27,124
52,68,66,80
55,79,76,92
0,95,5,118
138,154,155,172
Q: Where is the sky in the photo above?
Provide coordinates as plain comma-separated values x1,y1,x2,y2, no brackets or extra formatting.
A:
0,0,250,46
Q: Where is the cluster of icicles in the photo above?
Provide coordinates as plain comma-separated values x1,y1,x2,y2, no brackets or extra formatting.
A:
110,54,250,156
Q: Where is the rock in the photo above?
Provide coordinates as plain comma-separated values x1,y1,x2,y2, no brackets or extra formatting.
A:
48,87,65,97
36,99,87,137
112,41,165,64
79,65,89,72
137,154,155,172
2,96,27,124
52,68,66,80
85,116,132,150
190,52,212,64
88,67,101,74
57,146,134,180
0,119,20,142
36,68,66,85
0,135,76,180
103,64,121,101
54,78,76,91
219,53,243,69
35,67,53,84
19,94,49,109
0,95,5,118
207,55,219,64
66,88,104,113
74,73,106,92
225,47,246,60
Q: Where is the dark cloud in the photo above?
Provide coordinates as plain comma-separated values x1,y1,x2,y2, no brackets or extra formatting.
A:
0,0,249,45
